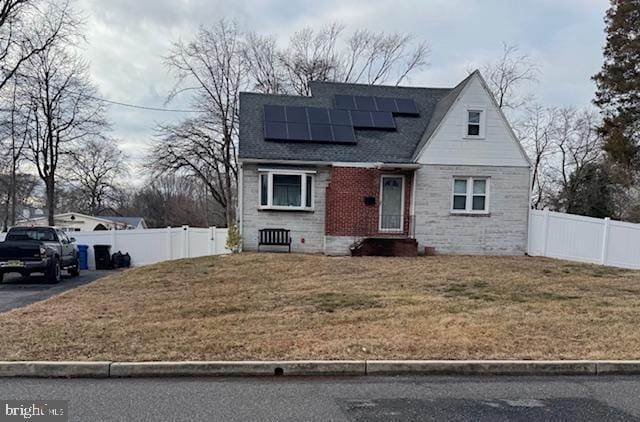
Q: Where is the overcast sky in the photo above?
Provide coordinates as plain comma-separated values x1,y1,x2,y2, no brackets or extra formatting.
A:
74,0,610,173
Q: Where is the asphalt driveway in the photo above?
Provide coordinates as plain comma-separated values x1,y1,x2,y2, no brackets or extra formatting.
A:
0,270,110,313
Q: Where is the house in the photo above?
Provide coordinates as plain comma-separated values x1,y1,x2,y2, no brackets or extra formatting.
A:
95,216,148,230
237,70,531,256
19,212,148,232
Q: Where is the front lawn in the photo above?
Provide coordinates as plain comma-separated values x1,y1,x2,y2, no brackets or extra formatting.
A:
1,253,639,361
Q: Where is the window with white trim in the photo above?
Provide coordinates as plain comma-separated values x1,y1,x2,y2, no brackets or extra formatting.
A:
259,170,315,210
466,109,485,138
452,177,489,213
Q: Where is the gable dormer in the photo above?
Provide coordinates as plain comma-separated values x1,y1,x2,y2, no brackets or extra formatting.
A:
414,71,530,168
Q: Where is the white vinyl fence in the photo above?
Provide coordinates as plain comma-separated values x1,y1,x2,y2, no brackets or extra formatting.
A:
528,209,640,269
0,226,230,269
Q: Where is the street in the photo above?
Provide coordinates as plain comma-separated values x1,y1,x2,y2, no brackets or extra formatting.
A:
0,271,110,313
1,375,640,421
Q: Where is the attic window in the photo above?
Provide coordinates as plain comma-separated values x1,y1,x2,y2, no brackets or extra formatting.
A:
466,109,485,138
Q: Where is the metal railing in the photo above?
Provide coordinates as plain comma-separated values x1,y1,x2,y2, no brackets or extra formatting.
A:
354,214,415,238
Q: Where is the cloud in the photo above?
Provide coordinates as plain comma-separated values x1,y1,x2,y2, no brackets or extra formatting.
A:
73,0,610,175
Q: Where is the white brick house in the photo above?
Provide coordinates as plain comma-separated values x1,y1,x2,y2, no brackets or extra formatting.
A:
238,70,531,255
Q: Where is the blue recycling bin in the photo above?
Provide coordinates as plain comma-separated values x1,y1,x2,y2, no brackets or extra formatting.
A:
78,244,89,270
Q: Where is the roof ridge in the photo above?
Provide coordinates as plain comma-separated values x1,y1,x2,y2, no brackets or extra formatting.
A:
309,80,453,91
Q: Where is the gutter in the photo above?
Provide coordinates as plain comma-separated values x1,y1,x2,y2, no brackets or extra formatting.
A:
239,158,421,170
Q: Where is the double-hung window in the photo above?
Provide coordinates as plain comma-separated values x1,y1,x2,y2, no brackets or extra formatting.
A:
452,177,489,214
465,109,485,138
259,169,315,211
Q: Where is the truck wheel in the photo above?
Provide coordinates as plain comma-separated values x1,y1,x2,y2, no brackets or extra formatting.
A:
46,257,61,284
68,254,80,277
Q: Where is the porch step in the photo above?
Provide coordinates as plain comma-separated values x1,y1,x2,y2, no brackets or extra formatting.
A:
350,238,418,257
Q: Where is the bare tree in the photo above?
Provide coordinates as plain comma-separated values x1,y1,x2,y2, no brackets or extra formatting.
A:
24,45,108,225
244,32,283,94
152,21,244,227
480,42,540,110
0,172,38,230
115,175,226,228
518,104,558,209
63,138,126,215
547,108,603,211
277,23,343,95
245,22,430,96
0,75,31,227
339,29,429,87
0,0,78,93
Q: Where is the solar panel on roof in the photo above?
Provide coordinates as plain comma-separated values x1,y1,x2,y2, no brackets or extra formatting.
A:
350,110,373,128
263,95,418,145
264,121,287,140
310,124,333,142
307,107,330,124
332,125,357,143
286,122,311,141
329,109,351,126
354,96,377,111
371,111,396,129
285,106,308,123
264,105,286,122
375,97,399,113
335,95,356,110
395,98,419,115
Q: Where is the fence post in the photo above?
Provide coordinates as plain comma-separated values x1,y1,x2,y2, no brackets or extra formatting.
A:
182,225,190,258
208,227,216,255
111,228,117,251
601,217,611,265
166,226,172,260
542,208,551,256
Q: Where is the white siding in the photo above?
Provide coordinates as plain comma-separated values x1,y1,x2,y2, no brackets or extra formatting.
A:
240,163,329,253
416,75,530,168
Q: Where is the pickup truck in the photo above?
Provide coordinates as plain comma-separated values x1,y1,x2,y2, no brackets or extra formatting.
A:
0,226,80,283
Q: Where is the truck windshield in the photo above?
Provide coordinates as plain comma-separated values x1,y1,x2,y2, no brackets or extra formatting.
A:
6,228,57,242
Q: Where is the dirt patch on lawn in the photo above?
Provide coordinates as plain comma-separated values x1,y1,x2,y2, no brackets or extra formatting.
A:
1,253,640,361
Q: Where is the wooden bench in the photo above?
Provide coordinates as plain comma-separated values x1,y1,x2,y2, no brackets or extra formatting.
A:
258,229,292,252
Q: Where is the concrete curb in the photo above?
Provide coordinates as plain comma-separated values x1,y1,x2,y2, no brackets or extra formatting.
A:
0,361,111,378
1,360,640,378
366,360,598,375
595,361,640,375
110,361,366,377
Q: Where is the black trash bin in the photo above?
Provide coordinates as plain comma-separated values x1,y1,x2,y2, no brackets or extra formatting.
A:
94,245,112,270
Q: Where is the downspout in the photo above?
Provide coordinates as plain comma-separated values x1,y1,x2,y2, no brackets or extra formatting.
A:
238,162,244,252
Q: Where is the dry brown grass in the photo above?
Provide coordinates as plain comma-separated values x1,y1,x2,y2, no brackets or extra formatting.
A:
1,253,640,361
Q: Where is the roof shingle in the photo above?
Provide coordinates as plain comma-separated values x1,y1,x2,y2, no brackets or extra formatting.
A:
239,80,456,164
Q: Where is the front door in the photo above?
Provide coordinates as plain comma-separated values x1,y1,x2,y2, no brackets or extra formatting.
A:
379,175,405,232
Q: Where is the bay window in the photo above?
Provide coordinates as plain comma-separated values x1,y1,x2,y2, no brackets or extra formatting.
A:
259,169,315,210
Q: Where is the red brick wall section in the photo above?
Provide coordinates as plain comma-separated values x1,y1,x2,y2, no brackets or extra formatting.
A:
325,167,413,237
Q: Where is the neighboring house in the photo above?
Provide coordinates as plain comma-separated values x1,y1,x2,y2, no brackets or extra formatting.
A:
237,70,531,255
95,216,148,230
18,212,148,231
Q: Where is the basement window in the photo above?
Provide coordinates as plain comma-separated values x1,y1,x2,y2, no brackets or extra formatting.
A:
258,169,315,211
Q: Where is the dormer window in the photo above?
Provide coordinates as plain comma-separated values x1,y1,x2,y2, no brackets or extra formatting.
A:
466,109,485,138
